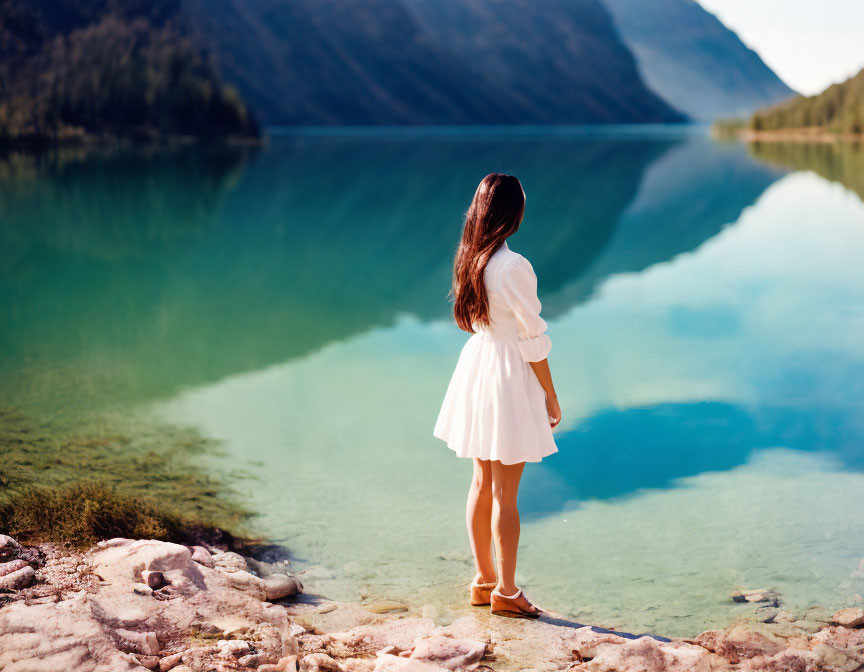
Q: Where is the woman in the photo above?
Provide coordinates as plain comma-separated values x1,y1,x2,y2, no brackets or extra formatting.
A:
433,173,561,619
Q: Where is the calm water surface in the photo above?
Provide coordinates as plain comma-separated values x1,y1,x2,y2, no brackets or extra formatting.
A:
2,128,863,636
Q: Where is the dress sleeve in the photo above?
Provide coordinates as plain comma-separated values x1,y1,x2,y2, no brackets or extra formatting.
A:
498,255,552,362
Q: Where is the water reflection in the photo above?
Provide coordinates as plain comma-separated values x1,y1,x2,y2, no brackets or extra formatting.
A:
521,397,864,517
4,129,861,636
0,131,781,410
748,141,864,203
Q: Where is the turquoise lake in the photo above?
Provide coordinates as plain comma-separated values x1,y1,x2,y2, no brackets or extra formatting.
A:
2,127,863,637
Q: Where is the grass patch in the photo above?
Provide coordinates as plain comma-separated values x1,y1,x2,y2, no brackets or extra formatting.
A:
0,406,251,547
0,481,186,547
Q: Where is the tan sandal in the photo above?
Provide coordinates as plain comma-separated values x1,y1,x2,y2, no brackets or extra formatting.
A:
469,580,497,606
490,588,541,619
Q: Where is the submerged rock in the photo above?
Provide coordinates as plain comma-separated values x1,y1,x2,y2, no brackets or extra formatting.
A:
730,588,782,606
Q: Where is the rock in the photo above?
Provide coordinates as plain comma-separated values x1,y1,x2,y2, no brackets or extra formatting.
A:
239,653,261,667
775,610,796,623
182,647,215,670
374,654,447,672
93,539,204,594
223,625,251,638
212,551,249,573
731,588,781,606
409,636,485,669
833,608,864,628
0,534,22,561
225,570,268,601
217,639,252,657
342,659,377,672
0,558,29,577
573,635,730,672
302,652,342,671
171,667,195,672
133,583,153,595
364,601,408,614
328,618,436,656
160,652,185,671
142,570,167,589
114,628,160,656
189,546,214,568
259,655,298,672
137,655,161,669
694,626,784,663
0,565,36,590
264,574,302,601
811,625,864,658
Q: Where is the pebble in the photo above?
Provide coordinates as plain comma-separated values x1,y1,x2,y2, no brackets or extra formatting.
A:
142,570,167,589
115,628,159,656
137,655,160,669
238,653,261,667
189,546,214,568
217,639,252,657
133,583,153,595
302,652,342,671
264,574,302,601
159,652,184,671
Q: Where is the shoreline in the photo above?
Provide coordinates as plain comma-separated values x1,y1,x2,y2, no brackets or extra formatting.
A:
712,127,864,144
1,535,863,672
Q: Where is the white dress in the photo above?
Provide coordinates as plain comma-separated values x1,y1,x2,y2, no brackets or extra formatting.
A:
433,241,558,465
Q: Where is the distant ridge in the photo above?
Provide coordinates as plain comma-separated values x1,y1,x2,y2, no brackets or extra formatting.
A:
750,67,864,136
601,0,795,120
0,0,258,148
181,0,685,126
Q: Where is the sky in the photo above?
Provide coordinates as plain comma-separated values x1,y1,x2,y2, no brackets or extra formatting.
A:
697,0,864,95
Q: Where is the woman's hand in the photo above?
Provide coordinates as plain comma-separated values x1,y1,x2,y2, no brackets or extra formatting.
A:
546,393,561,428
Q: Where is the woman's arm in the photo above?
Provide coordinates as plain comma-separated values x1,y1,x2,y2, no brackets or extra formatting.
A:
529,358,561,428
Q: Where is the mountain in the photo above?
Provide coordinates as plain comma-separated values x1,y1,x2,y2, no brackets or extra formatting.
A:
0,0,258,148
750,67,864,135
601,0,795,120
180,0,685,126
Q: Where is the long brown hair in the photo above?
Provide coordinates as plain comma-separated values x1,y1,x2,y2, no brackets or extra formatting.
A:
451,173,525,332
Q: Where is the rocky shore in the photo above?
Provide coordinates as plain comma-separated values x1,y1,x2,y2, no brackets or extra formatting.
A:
1,534,863,672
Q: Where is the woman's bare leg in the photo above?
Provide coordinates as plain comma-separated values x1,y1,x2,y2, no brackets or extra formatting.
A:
491,460,525,595
466,458,496,584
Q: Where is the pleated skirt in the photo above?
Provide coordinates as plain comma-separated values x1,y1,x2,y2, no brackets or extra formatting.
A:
433,331,558,465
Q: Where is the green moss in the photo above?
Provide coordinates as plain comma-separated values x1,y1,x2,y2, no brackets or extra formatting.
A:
0,406,251,547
